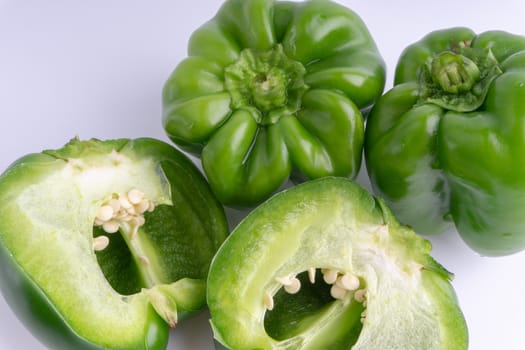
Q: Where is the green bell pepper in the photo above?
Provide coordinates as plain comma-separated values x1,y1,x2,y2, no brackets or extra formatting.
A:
207,177,468,349
0,137,228,349
162,0,386,207
365,27,525,256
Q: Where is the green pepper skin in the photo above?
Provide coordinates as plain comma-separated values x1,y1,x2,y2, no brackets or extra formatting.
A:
365,28,525,256
0,138,228,349
162,0,385,207
208,177,468,350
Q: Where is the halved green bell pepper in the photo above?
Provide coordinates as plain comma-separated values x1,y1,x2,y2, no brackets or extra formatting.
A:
0,137,228,349
365,27,525,256
207,177,468,349
162,0,386,207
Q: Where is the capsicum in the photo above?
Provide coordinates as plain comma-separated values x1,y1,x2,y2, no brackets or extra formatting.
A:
162,0,386,207
365,27,525,256
207,177,468,349
0,137,228,349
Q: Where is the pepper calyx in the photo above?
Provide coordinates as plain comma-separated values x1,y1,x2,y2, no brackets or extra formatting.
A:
224,44,308,125
418,43,502,112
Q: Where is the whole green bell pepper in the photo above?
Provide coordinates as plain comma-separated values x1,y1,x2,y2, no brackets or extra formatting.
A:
0,137,228,349
365,27,525,256
162,0,386,207
207,177,468,349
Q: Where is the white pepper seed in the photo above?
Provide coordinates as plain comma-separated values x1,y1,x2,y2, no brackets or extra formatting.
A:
323,269,338,284
263,291,274,311
127,203,138,215
119,195,132,209
108,198,121,213
121,214,134,222
330,284,347,300
284,277,301,294
102,220,120,234
127,189,144,205
147,200,155,212
354,289,367,303
360,310,367,323
115,209,127,219
96,205,114,222
93,235,110,251
135,216,146,227
336,273,360,291
134,200,150,214
94,218,104,227
129,216,146,228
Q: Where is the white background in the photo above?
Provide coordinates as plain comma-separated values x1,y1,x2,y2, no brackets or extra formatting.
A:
1,0,525,349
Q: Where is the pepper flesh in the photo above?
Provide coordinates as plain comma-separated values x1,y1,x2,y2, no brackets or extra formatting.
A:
207,177,468,350
365,27,525,256
0,137,228,350
162,0,385,207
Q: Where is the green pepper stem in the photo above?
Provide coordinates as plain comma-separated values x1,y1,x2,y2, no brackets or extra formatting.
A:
224,44,307,124
418,46,502,112
252,68,288,111
430,51,481,94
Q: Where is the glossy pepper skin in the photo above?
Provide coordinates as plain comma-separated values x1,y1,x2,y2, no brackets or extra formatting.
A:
162,0,386,207
207,177,468,350
0,138,228,349
365,27,525,256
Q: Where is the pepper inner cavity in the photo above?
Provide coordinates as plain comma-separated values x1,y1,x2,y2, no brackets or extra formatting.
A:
92,189,161,289
263,268,368,341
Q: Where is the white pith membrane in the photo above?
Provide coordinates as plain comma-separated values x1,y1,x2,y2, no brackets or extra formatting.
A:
11,150,173,342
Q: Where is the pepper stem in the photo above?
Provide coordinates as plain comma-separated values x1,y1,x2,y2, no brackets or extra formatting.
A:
430,52,480,94
224,44,308,125
252,68,288,111
418,46,502,112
